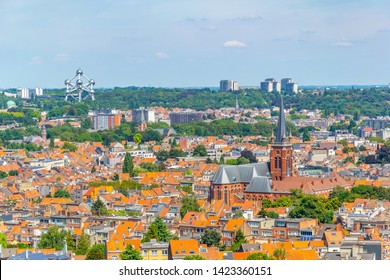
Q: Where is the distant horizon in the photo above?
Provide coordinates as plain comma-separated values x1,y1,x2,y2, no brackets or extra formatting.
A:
1,83,390,91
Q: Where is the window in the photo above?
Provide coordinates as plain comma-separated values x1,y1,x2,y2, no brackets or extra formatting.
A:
152,250,157,256
280,230,285,235
162,250,168,255
143,250,147,255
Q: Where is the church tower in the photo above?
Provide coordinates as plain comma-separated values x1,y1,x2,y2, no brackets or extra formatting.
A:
138,109,147,132
270,94,293,181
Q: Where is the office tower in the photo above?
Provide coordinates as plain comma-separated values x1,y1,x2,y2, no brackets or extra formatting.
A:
91,109,121,131
170,112,203,125
220,80,239,92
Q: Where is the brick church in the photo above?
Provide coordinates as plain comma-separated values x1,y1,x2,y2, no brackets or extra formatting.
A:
210,95,350,206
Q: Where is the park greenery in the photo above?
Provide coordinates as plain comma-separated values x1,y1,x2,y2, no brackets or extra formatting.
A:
259,185,390,224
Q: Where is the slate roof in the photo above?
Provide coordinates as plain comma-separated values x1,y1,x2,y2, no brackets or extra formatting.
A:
211,163,270,185
244,176,272,193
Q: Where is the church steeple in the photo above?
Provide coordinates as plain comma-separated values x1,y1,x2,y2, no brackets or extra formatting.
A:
276,94,287,143
235,95,239,110
270,93,293,181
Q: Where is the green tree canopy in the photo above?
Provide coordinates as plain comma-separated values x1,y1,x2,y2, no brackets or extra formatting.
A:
230,229,247,252
54,189,70,198
75,233,90,255
183,255,206,260
193,145,207,157
200,230,221,247
86,244,105,260
122,152,134,176
0,232,7,248
142,217,175,243
38,226,67,251
180,196,202,219
120,245,143,260
91,198,109,216
246,252,274,260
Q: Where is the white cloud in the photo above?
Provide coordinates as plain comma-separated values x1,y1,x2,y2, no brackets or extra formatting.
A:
204,25,217,30
53,53,71,62
29,56,42,65
223,40,247,48
155,52,169,59
333,41,353,47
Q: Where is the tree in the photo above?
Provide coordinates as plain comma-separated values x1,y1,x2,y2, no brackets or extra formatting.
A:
247,252,274,260
81,117,92,129
120,245,143,260
91,198,109,216
302,129,311,142
230,229,246,252
193,145,207,157
142,217,174,242
38,226,66,251
183,255,206,260
219,155,225,164
240,149,257,163
0,232,7,248
133,133,142,145
75,233,90,255
200,230,222,247
122,152,134,176
91,165,96,173
62,142,78,152
273,247,287,260
86,244,105,260
8,170,18,176
237,156,250,165
180,196,201,219
66,231,75,252
261,199,272,209
54,189,70,198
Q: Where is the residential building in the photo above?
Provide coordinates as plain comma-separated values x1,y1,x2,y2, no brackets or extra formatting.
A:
170,111,203,125
132,107,155,123
90,109,121,131
220,80,239,92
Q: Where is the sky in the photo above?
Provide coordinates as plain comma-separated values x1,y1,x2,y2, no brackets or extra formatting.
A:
1,0,390,88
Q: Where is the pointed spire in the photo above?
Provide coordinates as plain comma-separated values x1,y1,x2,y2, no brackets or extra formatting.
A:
235,94,239,110
270,129,275,143
276,94,287,142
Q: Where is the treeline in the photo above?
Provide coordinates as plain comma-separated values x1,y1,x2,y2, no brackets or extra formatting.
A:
173,119,299,137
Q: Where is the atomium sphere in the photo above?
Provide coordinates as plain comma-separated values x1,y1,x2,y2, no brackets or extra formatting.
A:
89,79,95,85
90,89,95,94
64,79,71,85
76,69,83,75
76,79,83,86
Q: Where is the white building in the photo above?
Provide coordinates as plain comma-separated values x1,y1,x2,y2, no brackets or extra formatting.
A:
18,88,30,99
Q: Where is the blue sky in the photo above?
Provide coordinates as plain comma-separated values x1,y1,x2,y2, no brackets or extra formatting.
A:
1,0,390,88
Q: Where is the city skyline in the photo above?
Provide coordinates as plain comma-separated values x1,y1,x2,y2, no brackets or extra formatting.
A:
1,0,390,88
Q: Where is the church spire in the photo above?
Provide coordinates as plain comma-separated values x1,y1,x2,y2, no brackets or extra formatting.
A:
235,94,239,110
276,94,287,142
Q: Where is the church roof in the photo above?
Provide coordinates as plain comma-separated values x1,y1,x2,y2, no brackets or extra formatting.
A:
211,163,269,185
244,176,272,193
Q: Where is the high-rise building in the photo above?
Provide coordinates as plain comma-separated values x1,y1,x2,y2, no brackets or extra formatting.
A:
281,78,293,90
281,78,299,93
18,88,30,99
260,81,273,92
270,94,293,181
35,88,43,96
90,109,121,131
170,111,203,125
220,80,239,92
285,82,298,94
260,78,281,93
132,107,155,123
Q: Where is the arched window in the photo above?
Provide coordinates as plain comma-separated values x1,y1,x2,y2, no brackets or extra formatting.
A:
278,157,282,169
224,189,228,205
286,157,290,176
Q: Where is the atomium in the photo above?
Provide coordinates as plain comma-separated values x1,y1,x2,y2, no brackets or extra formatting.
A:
64,68,95,102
